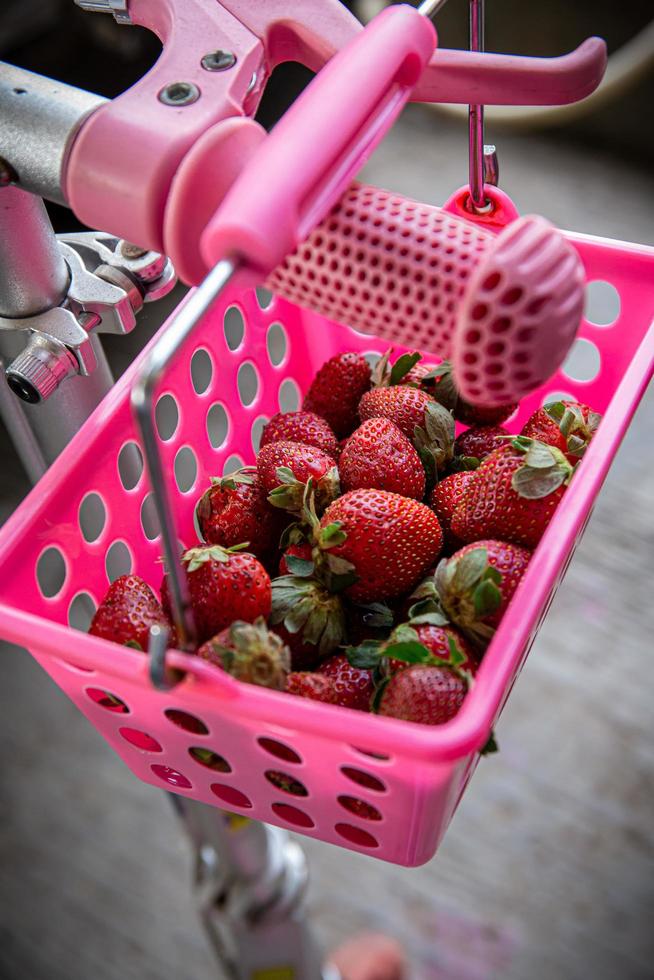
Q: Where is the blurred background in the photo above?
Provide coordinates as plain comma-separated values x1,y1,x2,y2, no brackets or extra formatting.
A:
0,2,652,978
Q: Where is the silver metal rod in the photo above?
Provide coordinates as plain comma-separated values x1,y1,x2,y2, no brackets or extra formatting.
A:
131,257,238,651
468,0,486,211
0,365,47,481
417,0,452,18
0,63,106,205
0,187,69,317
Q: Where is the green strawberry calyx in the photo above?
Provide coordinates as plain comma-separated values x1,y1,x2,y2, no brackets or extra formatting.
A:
544,400,602,458
271,575,347,657
510,436,574,499
420,359,458,411
268,465,340,516
204,617,290,690
371,348,423,388
182,542,250,573
413,401,456,488
433,547,502,646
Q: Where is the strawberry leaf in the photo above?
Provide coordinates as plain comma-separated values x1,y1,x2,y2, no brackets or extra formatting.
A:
523,440,559,469
346,640,383,669
390,351,422,386
543,400,566,422
352,602,394,630
473,579,502,618
124,639,143,650
371,676,391,714
480,731,499,756
451,547,488,592
285,555,315,577
512,464,567,499
446,634,467,667
383,640,435,665
408,610,450,627
319,522,347,549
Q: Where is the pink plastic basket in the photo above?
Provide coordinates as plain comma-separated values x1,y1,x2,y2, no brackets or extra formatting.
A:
0,227,652,866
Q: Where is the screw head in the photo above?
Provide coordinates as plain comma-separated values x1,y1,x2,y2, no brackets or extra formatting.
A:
119,240,148,260
158,82,200,107
201,50,236,72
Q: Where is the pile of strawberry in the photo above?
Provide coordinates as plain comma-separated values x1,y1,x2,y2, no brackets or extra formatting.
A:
90,349,601,729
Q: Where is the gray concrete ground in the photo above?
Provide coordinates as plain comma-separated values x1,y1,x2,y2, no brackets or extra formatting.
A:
0,108,653,980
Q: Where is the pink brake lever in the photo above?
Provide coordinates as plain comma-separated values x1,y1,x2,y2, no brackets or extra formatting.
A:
224,0,607,105
200,4,436,275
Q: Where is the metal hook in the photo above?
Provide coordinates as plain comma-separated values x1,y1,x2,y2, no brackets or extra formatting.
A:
131,256,239,670
468,0,498,212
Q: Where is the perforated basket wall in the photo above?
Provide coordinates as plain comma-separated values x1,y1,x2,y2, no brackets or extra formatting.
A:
0,232,652,867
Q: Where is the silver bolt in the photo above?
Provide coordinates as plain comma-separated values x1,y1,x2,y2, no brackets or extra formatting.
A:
201,50,236,72
6,336,78,403
119,240,148,259
158,82,200,107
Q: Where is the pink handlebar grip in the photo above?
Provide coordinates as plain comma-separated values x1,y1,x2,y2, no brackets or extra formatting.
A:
200,5,436,275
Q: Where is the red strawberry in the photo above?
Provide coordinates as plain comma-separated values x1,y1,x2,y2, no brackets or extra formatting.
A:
260,411,339,459
339,418,425,499
521,400,601,463
197,618,289,689
377,664,468,725
195,470,284,560
358,385,432,441
434,539,531,646
162,545,271,645
451,437,573,549
427,360,517,425
257,441,339,515
346,618,475,678
358,387,455,477
304,352,372,438
319,489,443,602
429,471,475,552
286,671,337,703
403,361,437,386
454,425,510,462
319,653,373,711
90,574,175,651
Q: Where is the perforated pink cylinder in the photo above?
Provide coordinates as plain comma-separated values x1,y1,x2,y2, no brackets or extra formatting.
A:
267,183,585,405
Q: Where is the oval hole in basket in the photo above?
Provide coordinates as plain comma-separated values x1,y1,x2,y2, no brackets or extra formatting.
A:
542,389,576,408
105,541,132,583
68,591,97,632
151,764,192,789
351,746,390,761
118,441,144,491
164,708,209,735
334,823,379,848
36,546,67,598
264,770,308,797
257,737,302,765
191,348,213,395
174,446,198,493
250,416,269,454
271,803,314,828
266,322,287,366
562,338,601,383
341,767,387,793
155,393,179,441
278,378,300,413
210,783,252,808
584,280,620,327
338,795,382,821
224,306,245,350
256,286,274,309
120,727,162,752
206,403,229,449
189,747,232,773
363,351,382,370
222,453,244,476
86,687,129,713
140,493,160,540
237,362,259,407
79,492,107,543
